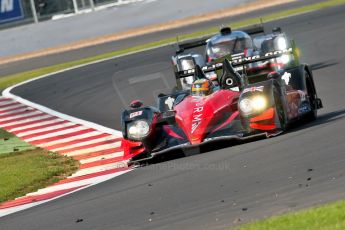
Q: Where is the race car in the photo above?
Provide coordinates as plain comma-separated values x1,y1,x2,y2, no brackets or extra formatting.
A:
172,26,299,90
121,27,323,164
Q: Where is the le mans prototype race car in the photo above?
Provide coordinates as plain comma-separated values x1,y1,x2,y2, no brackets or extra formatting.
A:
121,26,323,164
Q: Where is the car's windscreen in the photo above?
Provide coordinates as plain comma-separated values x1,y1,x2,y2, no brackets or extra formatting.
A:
207,37,252,59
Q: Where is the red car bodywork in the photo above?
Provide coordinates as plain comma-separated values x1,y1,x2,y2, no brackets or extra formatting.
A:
174,90,239,144
122,88,283,161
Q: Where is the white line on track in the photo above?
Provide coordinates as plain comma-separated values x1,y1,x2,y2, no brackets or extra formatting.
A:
129,72,162,84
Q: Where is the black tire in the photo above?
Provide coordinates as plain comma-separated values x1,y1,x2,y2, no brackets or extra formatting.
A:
305,72,317,121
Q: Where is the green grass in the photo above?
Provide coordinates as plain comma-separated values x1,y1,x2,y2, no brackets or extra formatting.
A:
0,0,344,89
0,129,79,202
234,200,345,230
0,149,79,202
0,128,35,154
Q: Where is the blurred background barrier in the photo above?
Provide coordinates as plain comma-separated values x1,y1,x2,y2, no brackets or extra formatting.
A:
0,0,141,29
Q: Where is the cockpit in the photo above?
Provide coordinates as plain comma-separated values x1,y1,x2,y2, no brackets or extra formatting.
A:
205,31,253,62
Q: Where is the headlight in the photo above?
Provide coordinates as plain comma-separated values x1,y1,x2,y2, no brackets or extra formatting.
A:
251,95,267,111
239,98,253,115
239,95,267,115
127,120,150,139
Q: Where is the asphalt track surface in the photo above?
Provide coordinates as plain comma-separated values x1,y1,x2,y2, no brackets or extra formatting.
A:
2,4,345,230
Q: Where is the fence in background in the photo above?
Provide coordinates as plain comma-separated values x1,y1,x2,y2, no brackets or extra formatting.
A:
0,0,141,30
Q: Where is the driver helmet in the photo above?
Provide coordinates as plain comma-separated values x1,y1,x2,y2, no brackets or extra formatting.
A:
191,79,213,96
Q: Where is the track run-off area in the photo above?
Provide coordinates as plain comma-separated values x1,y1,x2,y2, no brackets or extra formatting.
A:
1,3,345,230
0,95,132,216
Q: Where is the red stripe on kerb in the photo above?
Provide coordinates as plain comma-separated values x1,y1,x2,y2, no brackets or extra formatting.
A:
1,117,58,130
0,98,11,102
58,140,120,154
72,147,123,161
0,110,36,119
19,124,81,139
0,102,21,109
28,128,96,145
0,106,27,113
79,156,125,169
11,120,70,134
0,113,45,125
44,133,113,150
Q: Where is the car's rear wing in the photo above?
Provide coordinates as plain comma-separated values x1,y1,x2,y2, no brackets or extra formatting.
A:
176,25,265,54
175,48,293,79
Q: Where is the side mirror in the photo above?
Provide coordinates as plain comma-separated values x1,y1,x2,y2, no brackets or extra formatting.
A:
130,100,143,109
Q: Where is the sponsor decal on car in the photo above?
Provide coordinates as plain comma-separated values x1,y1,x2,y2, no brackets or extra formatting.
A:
165,97,175,110
231,48,293,65
282,72,292,85
298,102,311,114
130,111,143,118
191,97,204,133
178,48,293,78
243,86,264,93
